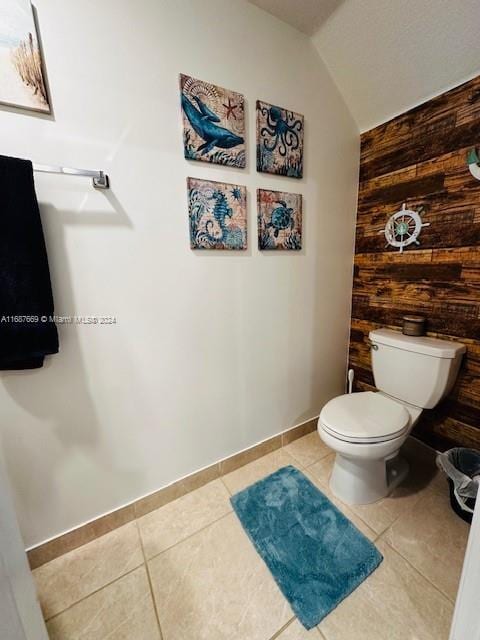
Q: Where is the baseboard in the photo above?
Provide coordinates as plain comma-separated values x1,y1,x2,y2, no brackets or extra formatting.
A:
27,415,318,569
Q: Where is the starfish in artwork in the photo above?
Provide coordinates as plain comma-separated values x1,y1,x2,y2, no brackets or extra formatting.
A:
222,97,239,120
231,187,242,201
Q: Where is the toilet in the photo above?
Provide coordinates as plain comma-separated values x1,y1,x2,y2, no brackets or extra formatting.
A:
318,328,465,505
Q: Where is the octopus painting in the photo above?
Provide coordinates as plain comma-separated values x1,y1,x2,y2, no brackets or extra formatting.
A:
180,74,246,168
187,177,247,250
257,189,302,250
256,100,304,178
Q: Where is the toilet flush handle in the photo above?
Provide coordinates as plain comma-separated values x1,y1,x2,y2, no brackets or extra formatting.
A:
367,339,379,351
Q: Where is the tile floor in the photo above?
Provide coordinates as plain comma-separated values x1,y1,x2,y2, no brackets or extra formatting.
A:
33,432,471,639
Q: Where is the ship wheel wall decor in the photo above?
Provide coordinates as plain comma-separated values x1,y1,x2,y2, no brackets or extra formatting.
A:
380,203,430,253
467,148,480,181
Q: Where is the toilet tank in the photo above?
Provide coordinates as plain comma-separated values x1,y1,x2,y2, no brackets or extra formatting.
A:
369,329,466,409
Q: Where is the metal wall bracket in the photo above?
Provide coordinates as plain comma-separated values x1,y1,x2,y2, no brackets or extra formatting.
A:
92,172,110,189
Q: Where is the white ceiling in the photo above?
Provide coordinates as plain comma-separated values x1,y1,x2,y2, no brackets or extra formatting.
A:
248,0,344,36
248,0,480,132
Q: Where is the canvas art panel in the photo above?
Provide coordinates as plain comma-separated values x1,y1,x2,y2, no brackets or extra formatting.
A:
188,177,247,250
257,188,302,250
256,100,304,178
0,0,50,112
180,74,245,168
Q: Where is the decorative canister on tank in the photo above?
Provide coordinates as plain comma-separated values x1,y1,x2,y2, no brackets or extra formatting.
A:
402,315,426,336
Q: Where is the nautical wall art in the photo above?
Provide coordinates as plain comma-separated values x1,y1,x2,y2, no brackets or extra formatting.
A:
0,0,50,113
256,100,304,178
180,74,245,168
257,189,302,250
381,203,430,253
467,148,480,181
187,177,247,250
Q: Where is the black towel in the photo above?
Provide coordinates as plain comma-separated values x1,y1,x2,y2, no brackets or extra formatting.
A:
0,155,58,369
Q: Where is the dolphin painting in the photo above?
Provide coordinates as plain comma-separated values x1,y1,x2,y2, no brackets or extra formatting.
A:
181,93,244,156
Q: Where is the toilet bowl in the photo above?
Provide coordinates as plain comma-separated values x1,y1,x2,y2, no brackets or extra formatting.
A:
319,391,421,504
318,328,465,505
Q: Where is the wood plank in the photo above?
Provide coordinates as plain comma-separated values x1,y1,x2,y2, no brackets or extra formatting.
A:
358,174,445,209
414,415,480,451
432,247,480,263
358,165,417,197
352,74,480,450
361,120,480,181
351,297,480,340
455,81,480,125
361,76,480,164
355,221,480,254
357,176,480,221
352,262,480,306
354,282,480,308
369,263,462,281
354,250,433,265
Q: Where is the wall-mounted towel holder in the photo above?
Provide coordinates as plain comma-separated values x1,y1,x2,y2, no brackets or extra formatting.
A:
467,149,480,181
33,164,110,189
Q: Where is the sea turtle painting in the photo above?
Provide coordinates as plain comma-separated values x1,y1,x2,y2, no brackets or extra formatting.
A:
268,201,295,237
258,189,302,250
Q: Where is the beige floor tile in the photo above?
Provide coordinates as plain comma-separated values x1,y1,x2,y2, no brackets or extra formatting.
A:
28,504,135,570
33,521,143,620
222,448,299,495
307,441,447,540
351,476,440,534
138,478,232,559
308,453,335,487
276,618,324,638
318,540,454,640
148,512,291,640
345,448,439,535
384,487,470,601
284,433,331,468
46,566,160,640
303,468,377,542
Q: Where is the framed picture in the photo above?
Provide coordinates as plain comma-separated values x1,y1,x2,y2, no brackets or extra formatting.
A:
180,74,245,168
0,0,50,113
187,177,247,250
257,189,302,250
256,100,303,178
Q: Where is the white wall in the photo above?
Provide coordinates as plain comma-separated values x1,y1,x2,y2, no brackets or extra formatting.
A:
0,452,48,639
0,0,359,548
313,0,480,131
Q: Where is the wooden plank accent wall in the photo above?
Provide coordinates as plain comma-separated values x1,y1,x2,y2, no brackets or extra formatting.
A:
349,75,480,451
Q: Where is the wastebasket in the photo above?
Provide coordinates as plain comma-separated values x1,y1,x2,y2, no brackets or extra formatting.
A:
436,448,480,524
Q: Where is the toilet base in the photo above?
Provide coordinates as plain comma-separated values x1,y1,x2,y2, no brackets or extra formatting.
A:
330,452,409,505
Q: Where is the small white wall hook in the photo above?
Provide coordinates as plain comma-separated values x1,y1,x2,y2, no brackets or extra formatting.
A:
467,148,480,181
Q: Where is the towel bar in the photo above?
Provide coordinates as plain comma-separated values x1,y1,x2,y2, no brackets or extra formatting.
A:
33,164,109,189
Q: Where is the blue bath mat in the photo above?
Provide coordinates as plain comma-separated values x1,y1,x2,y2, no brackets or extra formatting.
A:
231,465,383,629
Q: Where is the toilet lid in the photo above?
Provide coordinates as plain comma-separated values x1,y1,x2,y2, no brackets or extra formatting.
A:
320,392,410,443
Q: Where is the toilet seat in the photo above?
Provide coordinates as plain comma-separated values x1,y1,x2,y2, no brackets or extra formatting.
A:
320,392,410,444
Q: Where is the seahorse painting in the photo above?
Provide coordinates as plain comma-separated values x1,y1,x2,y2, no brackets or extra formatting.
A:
187,178,247,250
256,100,304,178
180,74,245,168
257,189,302,250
